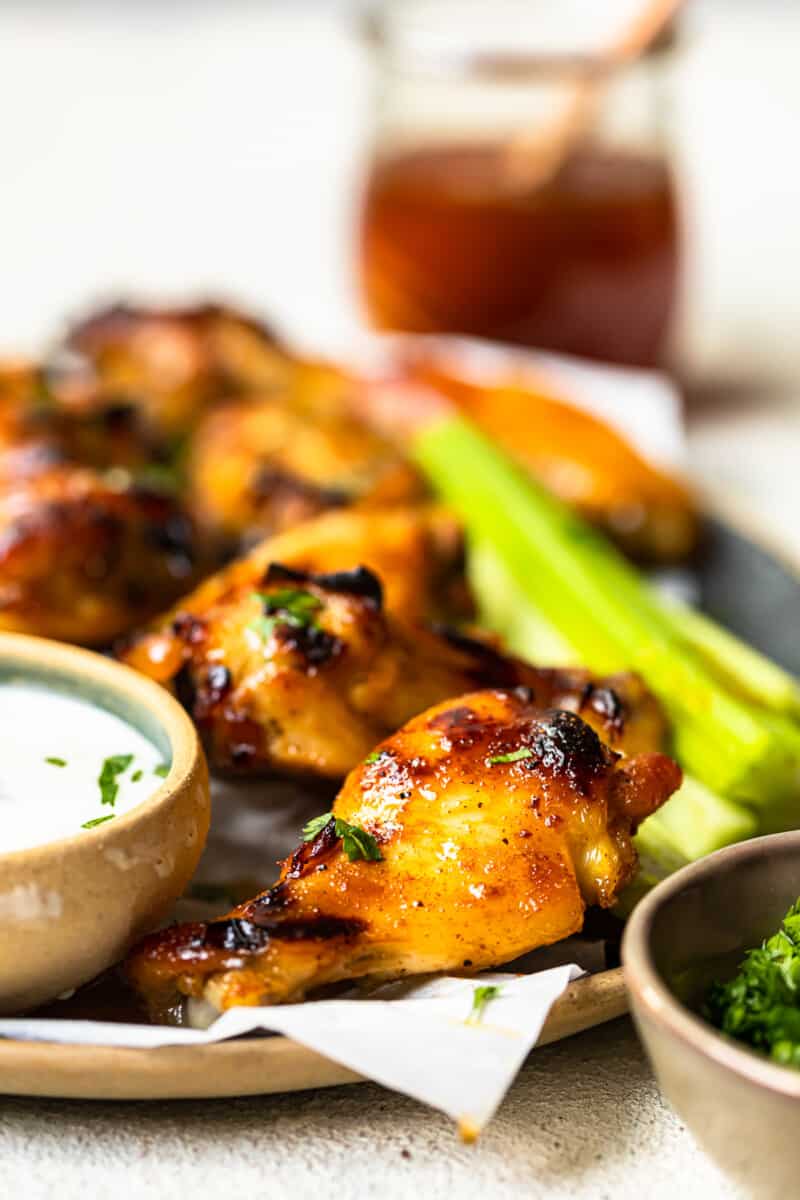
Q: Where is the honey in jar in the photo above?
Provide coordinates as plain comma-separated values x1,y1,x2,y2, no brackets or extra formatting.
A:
360,141,678,368
358,2,681,368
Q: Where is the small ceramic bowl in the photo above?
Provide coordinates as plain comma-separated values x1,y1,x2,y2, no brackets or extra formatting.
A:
623,831,800,1198
0,631,210,1014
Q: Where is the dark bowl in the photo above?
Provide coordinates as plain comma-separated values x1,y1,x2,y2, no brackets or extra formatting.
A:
623,831,800,1197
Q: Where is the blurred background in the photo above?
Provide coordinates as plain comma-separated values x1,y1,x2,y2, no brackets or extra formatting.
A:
1,0,799,544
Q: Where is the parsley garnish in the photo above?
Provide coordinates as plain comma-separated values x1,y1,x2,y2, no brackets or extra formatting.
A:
487,748,534,766
468,984,503,1024
302,812,334,841
131,769,143,782
706,897,800,1066
98,753,134,807
249,588,322,640
45,756,67,767
302,812,383,862
365,750,383,765
82,814,115,830
154,763,170,778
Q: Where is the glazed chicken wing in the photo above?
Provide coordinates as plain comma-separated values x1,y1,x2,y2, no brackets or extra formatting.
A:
0,360,200,644
0,463,197,645
186,394,423,550
119,506,667,776
127,688,681,1020
63,301,289,439
367,354,699,563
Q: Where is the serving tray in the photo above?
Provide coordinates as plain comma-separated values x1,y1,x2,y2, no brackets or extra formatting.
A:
1,502,797,1100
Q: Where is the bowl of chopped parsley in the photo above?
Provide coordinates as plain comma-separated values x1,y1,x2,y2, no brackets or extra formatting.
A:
623,830,800,1198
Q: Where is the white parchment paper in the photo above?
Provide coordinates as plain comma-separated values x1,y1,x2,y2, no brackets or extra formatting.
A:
0,965,582,1132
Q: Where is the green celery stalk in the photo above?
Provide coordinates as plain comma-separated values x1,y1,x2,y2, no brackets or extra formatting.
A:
640,775,757,861
413,413,800,813
662,601,800,718
470,538,758,856
468,540,578,666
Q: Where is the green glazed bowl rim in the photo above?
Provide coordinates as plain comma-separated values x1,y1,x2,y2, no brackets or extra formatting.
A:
622,830,800,1100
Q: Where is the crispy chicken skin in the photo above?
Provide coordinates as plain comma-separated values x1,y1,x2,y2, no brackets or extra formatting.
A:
126,688,681,1019
120,505,470,644
0,358,160,475
186,394,423,548
375,357,699,562
119,512,668,777
0,360,200,644
64,302,290,438
0,464,197,644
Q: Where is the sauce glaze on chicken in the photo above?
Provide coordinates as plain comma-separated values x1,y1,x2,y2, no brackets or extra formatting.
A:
126,687,681,1020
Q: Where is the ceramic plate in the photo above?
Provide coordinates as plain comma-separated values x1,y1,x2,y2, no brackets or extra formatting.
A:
1,504,797,1099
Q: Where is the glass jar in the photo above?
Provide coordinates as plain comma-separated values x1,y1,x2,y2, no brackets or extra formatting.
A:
357,1,681,369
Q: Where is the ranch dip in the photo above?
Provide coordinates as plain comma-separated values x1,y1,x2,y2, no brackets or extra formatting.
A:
0,682,167,854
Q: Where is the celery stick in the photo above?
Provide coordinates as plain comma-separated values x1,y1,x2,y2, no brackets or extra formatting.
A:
663,601,800,717
470,540,760,860
468,540,578,666
641,775,757,861
413,415,793,805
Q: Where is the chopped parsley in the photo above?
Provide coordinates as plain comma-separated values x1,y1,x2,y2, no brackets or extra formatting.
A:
249,588,322,641
82,814,115,830
468,984,503,1024
45,756,67,767
98,753,134,807
365,750,383,765
131,769,143,782
154,763,170,778
487,748,534,766
706,897,800,1067
302,812,383,862
302,812,334,841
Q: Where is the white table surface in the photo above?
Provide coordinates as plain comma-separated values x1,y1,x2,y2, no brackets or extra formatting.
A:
0,3,796,1196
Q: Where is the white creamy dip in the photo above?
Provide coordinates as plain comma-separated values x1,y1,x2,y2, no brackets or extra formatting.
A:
0,682,167,854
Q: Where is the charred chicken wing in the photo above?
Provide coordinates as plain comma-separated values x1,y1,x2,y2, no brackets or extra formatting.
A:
369,356,699,562
0,359,200,644
0,464,197,645
119,508,668,777
186,394,423,549
126,687,681,1019
63,301,290,438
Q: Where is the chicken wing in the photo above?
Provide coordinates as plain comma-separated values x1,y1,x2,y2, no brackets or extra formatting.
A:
186,394,423,550
119,507,667,776
126,687,681,1020
0,463,197,645
371,354,699,562
64,301,289,438
0,354,169,474
0,359,203,644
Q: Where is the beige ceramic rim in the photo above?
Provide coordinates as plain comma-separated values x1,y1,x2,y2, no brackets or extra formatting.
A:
622,830,800,1102
0,967,627,1099
0,631,210,1016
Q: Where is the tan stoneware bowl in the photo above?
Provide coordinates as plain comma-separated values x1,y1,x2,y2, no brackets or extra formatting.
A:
623,831,800,1199
0,631,210,1014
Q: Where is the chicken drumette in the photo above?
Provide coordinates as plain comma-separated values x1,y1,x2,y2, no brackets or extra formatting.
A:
0,362,199,644
0,463,197,645
186,393,423,551
127,687,680,1021
119,507,668,778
